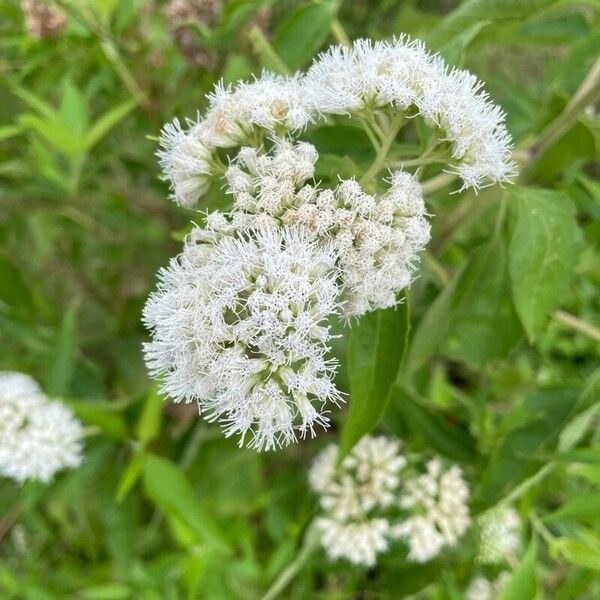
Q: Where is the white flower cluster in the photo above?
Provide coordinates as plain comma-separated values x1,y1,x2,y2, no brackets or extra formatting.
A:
477,507,521,564
210,140,430,316
0,372,84,484
143,228,342,451
466,572,511,600
159,37,514,207
309,436,406,566
305,38,515,192
392,458,471,562
309,437,471,566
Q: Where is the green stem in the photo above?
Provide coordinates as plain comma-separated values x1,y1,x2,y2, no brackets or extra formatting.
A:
420,173,457,195
499,462,556,508
359,113,405,186
261,528,320,600
330,18,352,48
247,26,291,75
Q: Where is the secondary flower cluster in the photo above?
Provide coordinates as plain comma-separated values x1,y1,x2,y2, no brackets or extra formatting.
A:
0,372,84,484
207,140,430,316
158,37,515,208
308,436,471,566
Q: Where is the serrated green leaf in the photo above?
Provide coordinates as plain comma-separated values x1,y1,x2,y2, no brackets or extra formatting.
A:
142,454,231,554
508,186,582,342
498,537,537,600
273,1,337,71
338,297,409,459
408,237,522,370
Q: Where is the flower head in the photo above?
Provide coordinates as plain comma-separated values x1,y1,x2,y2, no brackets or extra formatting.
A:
143,227,342,451
466,572,511,600
304,37,516,191
392,459,470,562
0,372,83,484
477,507,521,564
309,436,406,565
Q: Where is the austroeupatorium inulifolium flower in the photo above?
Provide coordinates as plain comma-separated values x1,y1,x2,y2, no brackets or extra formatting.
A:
143,228,342,451
0,372,84,484
392,458,471,562
158,36,514,208
466,572,511,600
476,507,522,564
209,140,430,317
309,436,406,566
308,437,471,566
146,34,515,449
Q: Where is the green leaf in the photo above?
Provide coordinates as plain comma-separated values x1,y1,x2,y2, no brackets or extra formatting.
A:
544,494,600,523
552,536,600,572
498,537,537,600
438,21,489,66
428,0,560,47
408,237,522,370
390,385,477,463
338,297,409,458
142,454,231,554
558,403,600,452
69,401,129,440
476,388,579,506
135,386,163,444
0,125,21,141
508,186,582,342
85,99,136,150
59,77,89,136
46,305,78,397
0,253,35,314
115,452,143,504
10,84,56,120
273,1,337,71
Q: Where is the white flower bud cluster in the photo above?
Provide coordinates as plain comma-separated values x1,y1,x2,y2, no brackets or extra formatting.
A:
304,37,515,192
157,74,311,207
158,37,514,207
143,228,343,451
214,141,430,317
309,436,406,566
466,572,511,600
391,458,471,562
477,507,521,564
308,437,471,567
0,372,84,484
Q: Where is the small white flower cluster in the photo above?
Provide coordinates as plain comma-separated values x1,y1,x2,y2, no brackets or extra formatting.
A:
477,507,521,564
210,140,430,316
466,572,511,600
305,38,515,192
158,37,514,207
310,436,406,566
392,458,471,562
309,437,470,567
0,372,83,484
143,228,342,451
157,74,310,207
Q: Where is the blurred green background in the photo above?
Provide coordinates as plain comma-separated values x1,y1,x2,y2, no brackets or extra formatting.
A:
0,0,599,598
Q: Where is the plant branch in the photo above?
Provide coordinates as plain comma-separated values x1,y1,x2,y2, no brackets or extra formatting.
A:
553,310,600,343
330,18,351,48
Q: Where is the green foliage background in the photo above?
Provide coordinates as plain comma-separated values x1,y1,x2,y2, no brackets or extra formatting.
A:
0,0,599,598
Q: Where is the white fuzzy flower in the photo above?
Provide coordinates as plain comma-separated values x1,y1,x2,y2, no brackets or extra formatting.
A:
466,572,511,600
143,227,342,451
0,372,83,484
218,142,430,317
315,516,390,567
392,459,470,562
309,436,406,566
477,507,521,564
304,37,515,191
